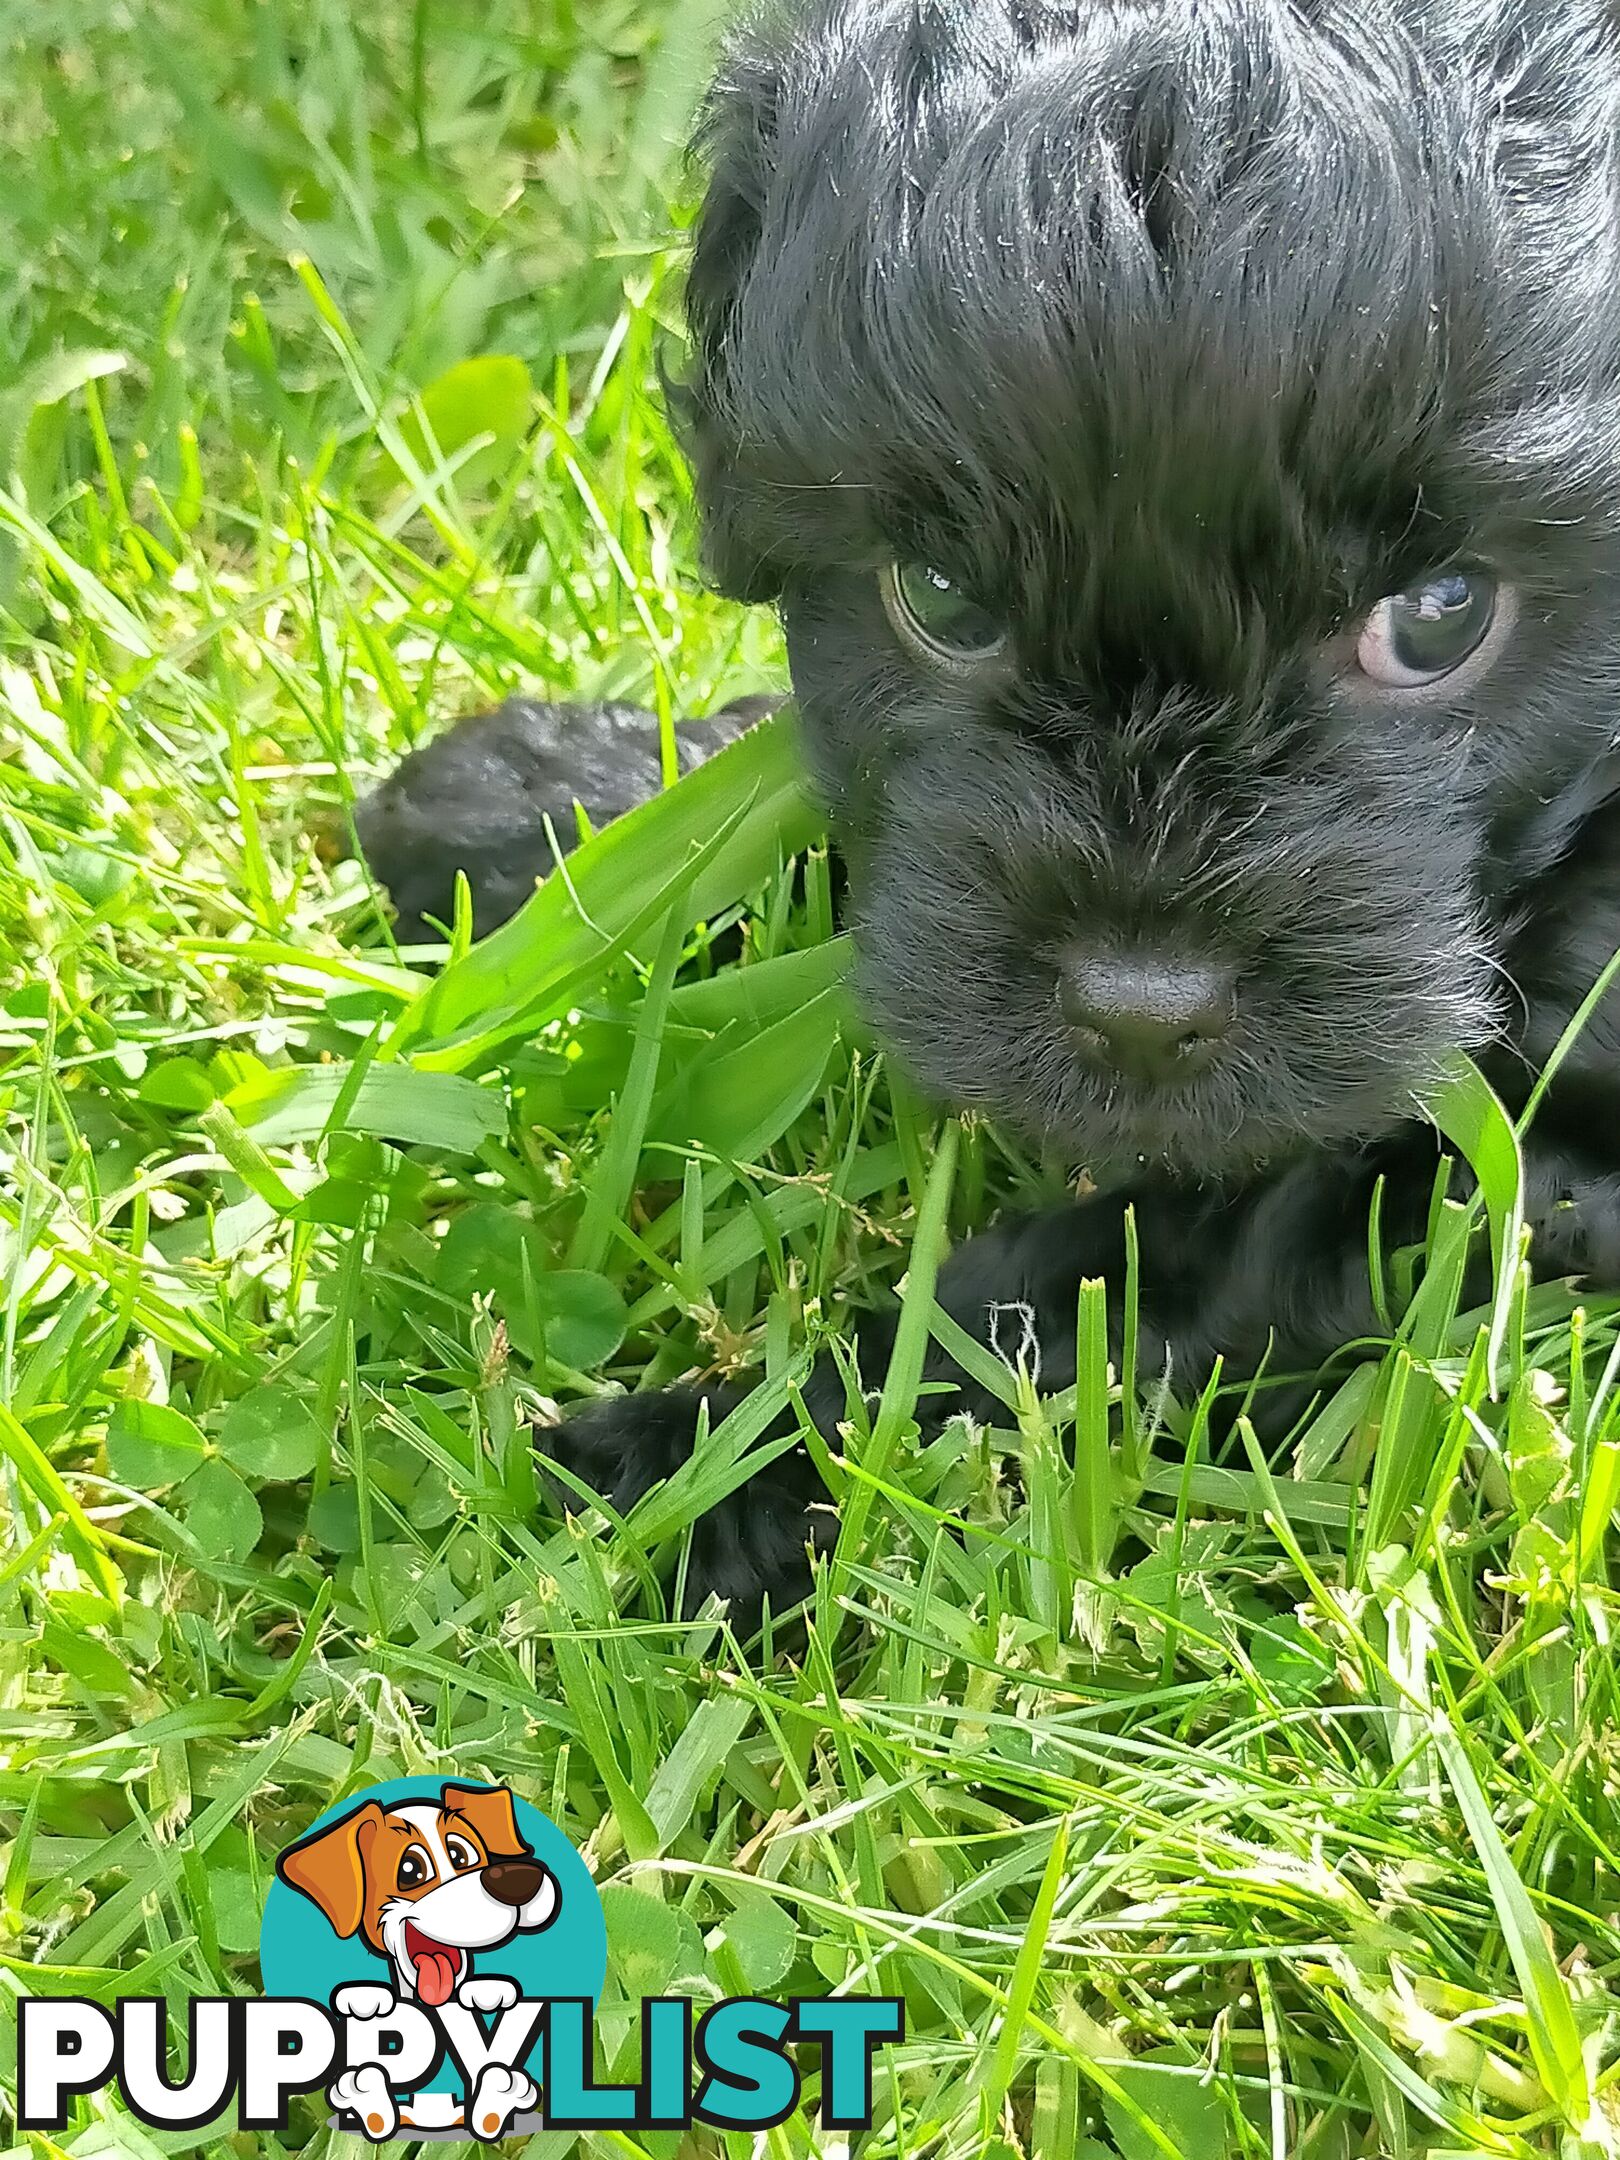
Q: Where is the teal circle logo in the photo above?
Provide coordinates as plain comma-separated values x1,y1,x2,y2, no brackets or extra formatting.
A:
261,1777,605,2130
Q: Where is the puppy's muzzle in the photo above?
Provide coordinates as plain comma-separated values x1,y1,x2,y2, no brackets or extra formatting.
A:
482,1859,548,1908
1057,941,1237,1086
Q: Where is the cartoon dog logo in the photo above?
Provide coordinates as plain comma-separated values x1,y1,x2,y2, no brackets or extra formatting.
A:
276,1780,560,2137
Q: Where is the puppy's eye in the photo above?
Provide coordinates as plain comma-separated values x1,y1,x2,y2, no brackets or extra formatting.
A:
445,1836,478,1872
1356,569,1499,688
396,1845,434,1891
880,561,1007,670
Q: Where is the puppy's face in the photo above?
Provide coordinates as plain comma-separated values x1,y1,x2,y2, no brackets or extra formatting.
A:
275,1784,560,2008
684,0,1620,1178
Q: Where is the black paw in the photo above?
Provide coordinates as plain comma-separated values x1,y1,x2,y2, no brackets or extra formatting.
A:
541,1386,831,1620
353,694,779,940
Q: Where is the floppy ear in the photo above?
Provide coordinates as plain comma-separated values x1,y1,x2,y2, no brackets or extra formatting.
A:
275,1801,385,1938
675,41,789,604
441,1783,529,1861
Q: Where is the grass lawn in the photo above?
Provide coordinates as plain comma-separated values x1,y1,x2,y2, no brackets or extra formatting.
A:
3,4,1620,2156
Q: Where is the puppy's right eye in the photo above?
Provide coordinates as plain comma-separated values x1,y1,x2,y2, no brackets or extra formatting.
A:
880,562,1007,671
396,1845,433,1890
1355,569,1502,688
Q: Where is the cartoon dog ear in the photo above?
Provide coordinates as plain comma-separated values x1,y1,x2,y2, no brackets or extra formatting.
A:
275,1801,385,1938
441,1783,530,1860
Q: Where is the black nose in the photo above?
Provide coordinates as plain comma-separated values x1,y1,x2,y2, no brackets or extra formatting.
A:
482,1858,547,1907
1058,947,1235,1083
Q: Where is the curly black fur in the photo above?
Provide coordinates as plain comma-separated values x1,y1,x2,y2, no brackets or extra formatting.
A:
681,0,1620,1177
366,0,1620,1619
354,693,779,941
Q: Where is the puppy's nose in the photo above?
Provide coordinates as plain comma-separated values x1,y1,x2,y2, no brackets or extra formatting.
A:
1059,947,1235,1083
482,1859,548,1908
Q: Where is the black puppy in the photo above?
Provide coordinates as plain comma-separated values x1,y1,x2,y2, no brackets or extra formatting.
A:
368,0,1620,1613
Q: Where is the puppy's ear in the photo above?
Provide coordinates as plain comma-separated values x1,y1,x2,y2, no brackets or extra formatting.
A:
276,1801,385,1938
441,1782,529,1861
676,42,788,604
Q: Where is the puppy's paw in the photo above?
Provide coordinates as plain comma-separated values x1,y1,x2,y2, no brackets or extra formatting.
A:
687,1469,836,1620
353,694,781,942
329,2065,398,2141
542,1387,832,1621
332,1983,396,2021
469,2063,538,2141
456,1974,519,2014
545,1386,735,1516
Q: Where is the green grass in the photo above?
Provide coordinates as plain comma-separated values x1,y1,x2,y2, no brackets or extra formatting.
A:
4,5,1620,2157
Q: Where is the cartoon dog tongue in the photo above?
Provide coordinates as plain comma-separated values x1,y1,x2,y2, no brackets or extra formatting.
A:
405,1922,462,2006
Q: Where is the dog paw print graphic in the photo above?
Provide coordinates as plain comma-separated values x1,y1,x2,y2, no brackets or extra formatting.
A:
261,1776,607,2141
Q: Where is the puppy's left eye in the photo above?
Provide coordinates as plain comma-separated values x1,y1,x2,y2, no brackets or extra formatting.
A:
1356,569,1500,688
880,562,1007,670
445,1836,479,1871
